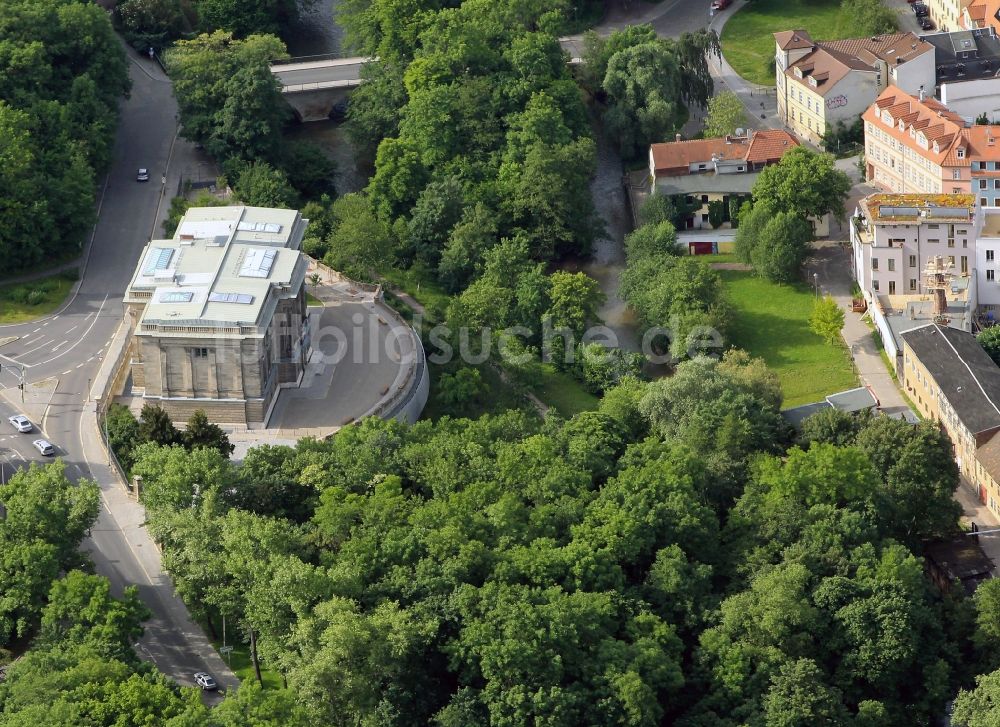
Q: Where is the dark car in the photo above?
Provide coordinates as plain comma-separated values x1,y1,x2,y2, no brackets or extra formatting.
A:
711,0,731,10
913,3,929,16
920,16,935,29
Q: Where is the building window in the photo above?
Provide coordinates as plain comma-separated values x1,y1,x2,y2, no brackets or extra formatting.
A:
909,254,916,267
192,347,209,358
701,194,709,203
989,250,995,261
962,256,969,273
983,198,989,206
958,147,966,159
909,278,917,291
873,279,880,291
948,239,955,248
888,259,895,271
995,179,1000,190
889,280,896,294
989,269,996,281
982,179,988,189
872,258,879,270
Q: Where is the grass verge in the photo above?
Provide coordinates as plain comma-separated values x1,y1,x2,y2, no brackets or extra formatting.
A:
720,0,873,86
0,273,77,325
203,616,283,690
530,364,600,417
718,269,857,406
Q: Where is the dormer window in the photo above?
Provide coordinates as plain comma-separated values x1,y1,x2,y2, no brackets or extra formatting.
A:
898,119,905,131
917,132,928,149
957,147,966,159
909,127,915,138
933,141,940,153
808,76,817,87
794,67,803,78
881,110,893,125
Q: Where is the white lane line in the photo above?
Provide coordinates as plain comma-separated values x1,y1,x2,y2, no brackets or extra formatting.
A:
33,294,109,367
31,328,40,334
52,316,59,320
65,325,78,334
75,363,85,369
18,339,53,356
42,322,49,327
61,370,72,375
52,341,68,352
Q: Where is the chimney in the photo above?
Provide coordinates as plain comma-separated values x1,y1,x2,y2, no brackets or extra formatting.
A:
725,135,732,144
933,287,947,316
919,86,926,102
675,133,681,142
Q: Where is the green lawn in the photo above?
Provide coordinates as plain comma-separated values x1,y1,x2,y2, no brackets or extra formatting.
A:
718,269,857,406
531,364,600,417
720,0,872,86
306,291,323,306
0,274,76,325
204,617,283,691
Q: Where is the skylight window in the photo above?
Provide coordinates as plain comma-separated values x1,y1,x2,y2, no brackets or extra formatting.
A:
143,247,174,276
237,222,282,233
208,292,254,304
239,248,277,278
160,291,193,303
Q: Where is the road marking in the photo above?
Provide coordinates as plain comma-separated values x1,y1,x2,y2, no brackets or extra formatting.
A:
33,295,108,367
52,341,68,352
65,325,78,334
52,316,59,320
62,370,72,375
31,328,40,334
76,363,85,369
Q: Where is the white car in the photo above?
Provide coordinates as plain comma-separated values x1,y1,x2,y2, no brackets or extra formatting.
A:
136,167,149,182
7,415,32,433
194,672,217,690
32,439,54,456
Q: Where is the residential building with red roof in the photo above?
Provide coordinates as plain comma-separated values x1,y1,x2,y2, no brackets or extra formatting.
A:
774,30,935,145
862,87,1000,203
646,129,819,231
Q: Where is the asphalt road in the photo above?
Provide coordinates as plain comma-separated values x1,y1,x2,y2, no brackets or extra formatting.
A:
272,59,368,87
0,48,227,701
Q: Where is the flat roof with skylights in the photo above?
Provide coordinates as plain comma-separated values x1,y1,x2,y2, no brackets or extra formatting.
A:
125,205,308,336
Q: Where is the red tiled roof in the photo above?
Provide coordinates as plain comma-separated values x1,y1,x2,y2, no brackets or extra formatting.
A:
774,29,814,50
784,32,932,97
744,129,800,164
650,130,799,175
862,87,1000,166
649,137,747,174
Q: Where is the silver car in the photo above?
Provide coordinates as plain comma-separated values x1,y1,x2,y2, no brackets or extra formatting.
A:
194,672,217,690
32,439,54,456
8,415,31,433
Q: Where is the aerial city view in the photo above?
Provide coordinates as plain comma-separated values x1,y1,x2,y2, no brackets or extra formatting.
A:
10,0,1000,723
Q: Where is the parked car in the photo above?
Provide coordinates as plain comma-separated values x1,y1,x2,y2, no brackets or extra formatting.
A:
7,415,31,433
194,672,217,691
32,439,54,456
920,16,935,29
711,0,731,10
136,167,149,182
913,3,929,16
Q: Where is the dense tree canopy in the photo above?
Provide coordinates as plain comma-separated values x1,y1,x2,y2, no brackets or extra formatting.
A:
0,0,127,273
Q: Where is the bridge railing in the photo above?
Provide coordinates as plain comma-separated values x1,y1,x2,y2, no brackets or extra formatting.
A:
279,79,364,92
271,51,356,65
